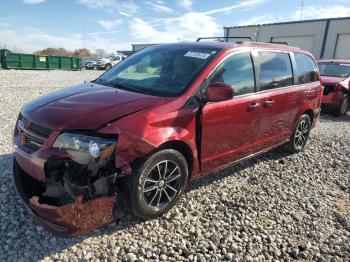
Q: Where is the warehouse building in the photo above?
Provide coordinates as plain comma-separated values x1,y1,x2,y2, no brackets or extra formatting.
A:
224,17,350,59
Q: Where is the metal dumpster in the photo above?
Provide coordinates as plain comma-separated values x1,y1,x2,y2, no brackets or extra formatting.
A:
0,49,81,70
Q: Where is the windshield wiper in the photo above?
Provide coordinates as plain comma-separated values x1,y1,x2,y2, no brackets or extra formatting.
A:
103,82,152,95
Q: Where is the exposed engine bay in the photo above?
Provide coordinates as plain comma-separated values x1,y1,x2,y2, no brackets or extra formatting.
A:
41,154,120,206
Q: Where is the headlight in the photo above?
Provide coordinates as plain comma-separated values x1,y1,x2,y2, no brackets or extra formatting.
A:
53,133,116,159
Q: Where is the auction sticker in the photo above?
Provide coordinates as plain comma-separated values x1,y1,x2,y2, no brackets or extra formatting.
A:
184,51,211,59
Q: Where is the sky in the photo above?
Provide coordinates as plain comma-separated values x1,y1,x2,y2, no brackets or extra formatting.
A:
1,0,350,53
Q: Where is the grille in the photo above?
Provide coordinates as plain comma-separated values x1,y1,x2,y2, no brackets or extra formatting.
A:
17,115,52,152
23,134,44,152
323,85,335,96
27,121,53,138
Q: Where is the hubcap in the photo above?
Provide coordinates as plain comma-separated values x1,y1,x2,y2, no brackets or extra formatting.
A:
294,120,309,149
142,160,182,208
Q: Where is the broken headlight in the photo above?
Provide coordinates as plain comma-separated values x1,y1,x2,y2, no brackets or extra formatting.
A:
53,133,116,159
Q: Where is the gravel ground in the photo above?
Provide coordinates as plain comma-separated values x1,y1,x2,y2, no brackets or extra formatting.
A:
0,70,349,262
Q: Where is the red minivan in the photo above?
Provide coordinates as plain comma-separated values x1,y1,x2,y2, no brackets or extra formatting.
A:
13,42,322,236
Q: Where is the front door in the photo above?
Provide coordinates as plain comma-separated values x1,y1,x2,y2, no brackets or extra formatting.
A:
201,51,261,173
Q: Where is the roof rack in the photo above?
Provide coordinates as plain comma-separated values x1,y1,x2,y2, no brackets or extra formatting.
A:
196,36,254,42
269,41,289,45
196,37,289,46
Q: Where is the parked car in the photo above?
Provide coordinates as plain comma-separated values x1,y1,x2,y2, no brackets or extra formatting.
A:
85,60,98,70
13,42,322,236
97,54,126,70
318,60,350,116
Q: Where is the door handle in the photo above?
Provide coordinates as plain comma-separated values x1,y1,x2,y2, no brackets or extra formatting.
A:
264,99,275,107
247,102,261,111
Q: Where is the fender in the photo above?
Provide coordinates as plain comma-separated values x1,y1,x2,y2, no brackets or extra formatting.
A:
98,104,200,176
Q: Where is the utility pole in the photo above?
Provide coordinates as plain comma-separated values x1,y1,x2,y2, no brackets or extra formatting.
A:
300,0,304,21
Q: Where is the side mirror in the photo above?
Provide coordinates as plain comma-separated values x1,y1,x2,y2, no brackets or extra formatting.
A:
206,82,234,102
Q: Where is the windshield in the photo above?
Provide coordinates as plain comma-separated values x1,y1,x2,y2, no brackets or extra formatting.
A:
95,45,219,97
318,62,350,78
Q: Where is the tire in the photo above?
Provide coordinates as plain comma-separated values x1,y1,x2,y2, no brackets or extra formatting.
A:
92,65,97,70
333,93,349,116
284,114,311,153
105,64,112,71
129,149,188,219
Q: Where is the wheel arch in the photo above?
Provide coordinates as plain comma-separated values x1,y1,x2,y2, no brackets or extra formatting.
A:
303,109,314,124
157,140,194,179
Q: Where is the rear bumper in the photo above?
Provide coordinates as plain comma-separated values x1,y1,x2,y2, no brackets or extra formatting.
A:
13,158,117,237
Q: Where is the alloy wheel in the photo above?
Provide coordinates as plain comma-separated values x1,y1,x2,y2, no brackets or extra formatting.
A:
294,120,310,150
142,160,182,209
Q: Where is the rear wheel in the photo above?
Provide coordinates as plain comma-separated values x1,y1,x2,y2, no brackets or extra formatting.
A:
105,64,112,71
333,93,349,116
284,114,311,153
129,149,188,219
92,65,97,70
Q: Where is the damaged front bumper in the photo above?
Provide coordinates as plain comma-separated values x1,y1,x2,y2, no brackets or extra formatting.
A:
13,159,117,237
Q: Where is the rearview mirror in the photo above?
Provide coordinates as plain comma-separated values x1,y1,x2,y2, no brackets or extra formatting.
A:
206,82,234,102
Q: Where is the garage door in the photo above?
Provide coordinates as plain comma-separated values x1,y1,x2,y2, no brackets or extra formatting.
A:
271,36,314,52
334,34,350,59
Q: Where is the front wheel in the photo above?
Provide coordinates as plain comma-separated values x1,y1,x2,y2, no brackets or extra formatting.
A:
129,149,188,219
333,93,349,116
284,114,311,153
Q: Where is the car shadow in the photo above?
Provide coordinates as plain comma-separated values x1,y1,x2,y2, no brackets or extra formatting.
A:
0,147,289,260
319,112,350,123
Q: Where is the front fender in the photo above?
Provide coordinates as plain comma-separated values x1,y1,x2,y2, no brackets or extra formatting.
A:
98,106,199,175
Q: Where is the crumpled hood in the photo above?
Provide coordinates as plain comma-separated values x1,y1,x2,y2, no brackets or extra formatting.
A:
321,76,346,85
21,83,164,130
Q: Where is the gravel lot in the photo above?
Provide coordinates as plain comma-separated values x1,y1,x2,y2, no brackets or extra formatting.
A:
0,70,349,262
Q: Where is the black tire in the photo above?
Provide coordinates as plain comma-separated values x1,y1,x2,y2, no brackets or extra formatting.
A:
333,93,349,116
92,65,97,70
105,64,112,71
284,114,311,153
129,149,188,220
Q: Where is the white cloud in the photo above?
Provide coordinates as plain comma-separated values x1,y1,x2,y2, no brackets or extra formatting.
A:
177,0,193,10
78,0,138,17
129,12,220,43
204,0,267,15
98,19,123,30
291,5,350,20
145,1,173,14
23,0,45,4
238,14,275,26
0,23,129,53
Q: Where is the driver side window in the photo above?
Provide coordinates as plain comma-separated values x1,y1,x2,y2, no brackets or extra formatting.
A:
210,52,256,96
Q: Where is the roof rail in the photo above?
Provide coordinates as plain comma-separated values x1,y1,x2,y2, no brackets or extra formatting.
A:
196,36,254,42
269,41,289,45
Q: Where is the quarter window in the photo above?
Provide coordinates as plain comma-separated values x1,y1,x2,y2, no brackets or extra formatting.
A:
295,53,319,83
258,51,294,91
210,52,255,96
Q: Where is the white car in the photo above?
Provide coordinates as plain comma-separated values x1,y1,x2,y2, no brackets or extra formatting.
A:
97,55,127,70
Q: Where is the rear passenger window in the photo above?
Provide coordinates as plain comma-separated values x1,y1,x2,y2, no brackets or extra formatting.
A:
258,51,294,91
294,53,319,84
210,52,255,96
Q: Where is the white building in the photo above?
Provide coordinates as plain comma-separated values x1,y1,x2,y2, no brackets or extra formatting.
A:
224,17,350,59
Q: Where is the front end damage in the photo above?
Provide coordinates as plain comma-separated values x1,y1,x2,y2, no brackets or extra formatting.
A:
322,78,350,107
13,122,127,236
13,158,116,236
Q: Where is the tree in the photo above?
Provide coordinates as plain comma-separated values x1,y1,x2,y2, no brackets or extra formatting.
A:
94,49,107,58
73,48,91,57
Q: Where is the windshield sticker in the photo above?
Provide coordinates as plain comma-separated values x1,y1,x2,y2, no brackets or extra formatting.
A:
339,64,350,67
184,51,211,59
